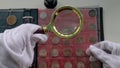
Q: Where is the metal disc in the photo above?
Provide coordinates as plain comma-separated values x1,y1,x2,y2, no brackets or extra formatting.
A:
76,49,84,56
77,62,85,68
63,48,72,57
76,37,83,44
39,62,47,68
51,49,59,57
40,12,47,20
51,62,59,68
7,15,17,25
89,9,96,17
39,49,47,57
52,37,60,45
89,37,97,43
89,23,96,30
64,62,72,68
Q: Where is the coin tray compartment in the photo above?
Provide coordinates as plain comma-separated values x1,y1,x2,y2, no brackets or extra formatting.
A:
38,7,103,68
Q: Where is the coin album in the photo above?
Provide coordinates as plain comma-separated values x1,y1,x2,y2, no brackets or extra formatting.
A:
0,7,104,68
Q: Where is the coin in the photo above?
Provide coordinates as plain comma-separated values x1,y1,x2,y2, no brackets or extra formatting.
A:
89,37,97,43
77,62,85,68
63,48,72,57
39,62,47,68
63,39,70,45
52,37,60,45
51,49,59,57
64,62,72,68
76,49,84,56
89,9,96,17
39,49,47,57
7,15,17,25
40,12,47,20
51,62,59,68
22,16,34,23
76,37,83,44
89,24,96,30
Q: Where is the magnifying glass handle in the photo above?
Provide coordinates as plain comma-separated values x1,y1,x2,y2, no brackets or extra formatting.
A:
34,28,45,34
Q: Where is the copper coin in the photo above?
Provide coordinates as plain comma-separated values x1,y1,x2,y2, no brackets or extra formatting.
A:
51,62,59,68
76,49,84,56
51,49,59,57
40,12,47,20
64,62,72,68
7,15,17,25
77,62,85,68
63,48,72,57
39,49,47,57
52,37,60,45
89,9,96,17
89,24,96,30
89,37,97,43
39,62,47,68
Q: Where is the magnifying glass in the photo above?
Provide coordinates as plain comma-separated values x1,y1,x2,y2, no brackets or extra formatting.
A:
36,6,83,39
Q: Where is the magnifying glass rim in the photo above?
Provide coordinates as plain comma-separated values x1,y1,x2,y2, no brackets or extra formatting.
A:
49,6,83,39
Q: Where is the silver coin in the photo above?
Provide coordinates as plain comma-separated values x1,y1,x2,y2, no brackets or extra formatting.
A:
52,37,60,45
89,24,96,30
39,49,47,57
76,49,84,56
63,48,72,57
89,9,96,17
51,49,59,57
64,62,72,68
39,62,47,68
77,62,85,68
52,62,59,68
40,12,47,20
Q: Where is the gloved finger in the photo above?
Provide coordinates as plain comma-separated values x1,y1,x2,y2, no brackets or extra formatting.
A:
87,46,111,63
32,34,48,43
93,41,117,53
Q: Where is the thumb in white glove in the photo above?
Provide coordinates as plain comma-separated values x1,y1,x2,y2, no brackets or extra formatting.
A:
2,23,48,68
86,41,120,68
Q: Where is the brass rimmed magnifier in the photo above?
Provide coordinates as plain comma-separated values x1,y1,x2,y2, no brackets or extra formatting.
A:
36,6,83,39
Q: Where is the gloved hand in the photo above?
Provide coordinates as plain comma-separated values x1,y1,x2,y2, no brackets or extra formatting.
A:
86,41,120,68
0,23,48,68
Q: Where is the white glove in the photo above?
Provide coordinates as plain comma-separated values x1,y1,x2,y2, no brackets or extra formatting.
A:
0,23,48,68
86,41,120,68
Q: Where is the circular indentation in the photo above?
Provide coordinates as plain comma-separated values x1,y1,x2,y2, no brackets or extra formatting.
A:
39,62,47,68
76,49,84,56
7,15,17,25
64,62,72,68
52,37,60,45
22,16,34,23
89,37,97,43
89,23,96,30
40,12,47,20
63,48,72,57
39,49,47,57
51,49,59,57
89,9,96,17
51,62,59,68
77,62,85,68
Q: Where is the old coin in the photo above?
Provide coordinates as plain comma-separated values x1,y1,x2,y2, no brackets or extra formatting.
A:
52,37,60,45
89,23,96,30
89,9,96,17
64,62,72,68
89,37,97,43
76,49,84,56
39,49,47,57
63,48,72,57
7,15,17,25
40,12,47,20
51,61,59,68
76,37,83,44
39,62,47,68
51,49,59,57
77,62,85,68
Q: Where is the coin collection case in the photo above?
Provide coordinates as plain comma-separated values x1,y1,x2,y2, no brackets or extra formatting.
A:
38,7,104,68
0,9,38,33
